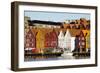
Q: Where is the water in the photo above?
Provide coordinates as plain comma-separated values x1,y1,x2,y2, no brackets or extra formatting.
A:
24,52,90,62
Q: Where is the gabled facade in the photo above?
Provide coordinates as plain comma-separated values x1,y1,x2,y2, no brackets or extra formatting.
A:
68,29,81,52
86,31,90,52
36,29,45,53
64,30,71,52
82,30,90,52
58,30,64,48
24,29,36,49
58,29,74,53
78,31,86,52
45,29,58,48
74,35,80,52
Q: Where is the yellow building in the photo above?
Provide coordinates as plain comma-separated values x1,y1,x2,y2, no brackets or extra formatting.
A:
82,30,90,51
86,31,90,49
36,29,45,53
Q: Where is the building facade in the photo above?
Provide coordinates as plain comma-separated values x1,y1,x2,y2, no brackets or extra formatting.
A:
78,31,86,52
24,29,36,49
58,30,65,49
82,30,90,52
45,29,58,48
64,30,71,52
36,29,45,53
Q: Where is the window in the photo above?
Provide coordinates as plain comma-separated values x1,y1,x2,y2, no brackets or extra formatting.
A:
29,34,32,37
32,43,34,47
26,43,29,47
26,39,30,42
82,37,84,40
80,46,82,49
79,42,80,45
32,39,34,42
82,42,85,45
79,37,80,40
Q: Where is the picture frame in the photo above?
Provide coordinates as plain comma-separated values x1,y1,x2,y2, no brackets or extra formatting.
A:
11,1,98,71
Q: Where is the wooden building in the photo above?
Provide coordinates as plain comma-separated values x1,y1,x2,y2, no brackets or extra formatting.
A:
45,29,58,48
75,30,86,53
24,29,36,49
82,30,90,52
58,30,65,49
36,29,45,53
64,30,71,52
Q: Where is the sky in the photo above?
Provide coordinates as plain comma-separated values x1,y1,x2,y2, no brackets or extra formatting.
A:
24,11,90,22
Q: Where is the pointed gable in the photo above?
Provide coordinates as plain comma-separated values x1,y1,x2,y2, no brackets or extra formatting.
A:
36,29,45,40
36,29,45,50
50,29,57,39
82,30,90,49
25,29,36,48
44,29,58,48
64,30,71,38
26,29,35,38
79,30,85,37
58,30,64,38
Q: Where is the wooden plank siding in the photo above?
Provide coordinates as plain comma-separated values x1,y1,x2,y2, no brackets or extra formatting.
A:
45,29,58,48
24,29,36,48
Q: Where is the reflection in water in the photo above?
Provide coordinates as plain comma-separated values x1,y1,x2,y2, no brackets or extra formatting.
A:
24,52,90,62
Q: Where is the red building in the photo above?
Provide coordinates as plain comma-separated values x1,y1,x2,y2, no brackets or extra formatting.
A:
24,29,36,49
74,30,86,53
78,30,86,52
45,29,58,48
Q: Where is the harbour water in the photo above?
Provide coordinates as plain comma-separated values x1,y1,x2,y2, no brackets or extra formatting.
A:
24,52,90,62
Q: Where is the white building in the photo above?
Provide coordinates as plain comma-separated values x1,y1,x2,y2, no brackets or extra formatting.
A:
58,30,65,49
71,37,75,52
64,30,71,52
58,30,76,55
